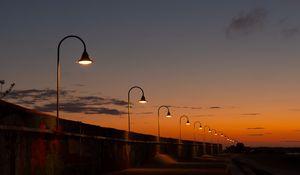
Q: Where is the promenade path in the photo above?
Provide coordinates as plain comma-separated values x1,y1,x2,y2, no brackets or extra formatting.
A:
104,154,233,175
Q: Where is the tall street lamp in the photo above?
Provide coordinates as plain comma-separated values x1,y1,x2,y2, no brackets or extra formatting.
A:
127,86,147,136
157,105,172,142
56,35,93,131
193,121,202,141
179,115,190,143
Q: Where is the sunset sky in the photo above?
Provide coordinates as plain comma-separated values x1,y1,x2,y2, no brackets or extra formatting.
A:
1,0,300,147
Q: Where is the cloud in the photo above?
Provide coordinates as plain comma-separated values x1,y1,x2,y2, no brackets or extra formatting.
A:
248,134,264,136
5,88,127,115
241,113,260,116
209,106,221,109
281,27,299,38
226,7,267,37
247,127,265,130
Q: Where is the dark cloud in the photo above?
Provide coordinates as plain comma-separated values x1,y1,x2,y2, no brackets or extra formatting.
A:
248,134,264,136
209,106,221,109
247,127,265,130
5,88,127,115
226,7,267,37
7,89,71,103
35,102,126,115
241,113,260,116
85,107,126,115
281,27,299,38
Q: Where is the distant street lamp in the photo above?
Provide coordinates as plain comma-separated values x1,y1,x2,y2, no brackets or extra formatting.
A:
56,35,93,131
193,121,202,141
127,86,147,135
211,129,218,142
157,105,172,142
179,115,190,142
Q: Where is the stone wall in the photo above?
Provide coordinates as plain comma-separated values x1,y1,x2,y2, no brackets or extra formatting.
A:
0,100,222,174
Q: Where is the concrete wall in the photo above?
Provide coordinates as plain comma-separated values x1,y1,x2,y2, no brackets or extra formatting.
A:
0,100,222,174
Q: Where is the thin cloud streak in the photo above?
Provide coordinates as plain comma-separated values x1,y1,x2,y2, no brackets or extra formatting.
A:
248,134,264,136
241,113,260,116
247,127,265,130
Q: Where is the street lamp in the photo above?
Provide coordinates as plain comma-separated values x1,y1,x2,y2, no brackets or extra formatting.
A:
203,125,211,142
56,35,93,131
127,86,147,135
179,115,190,142
193,121,202,141
157,105,172,142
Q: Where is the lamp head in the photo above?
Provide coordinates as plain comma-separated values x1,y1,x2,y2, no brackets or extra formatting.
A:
208,129,211,133
214,133,218,136
77,50,93,65
138,95,147,104
186,120,190,125
166,111,172,118
199,125,203,130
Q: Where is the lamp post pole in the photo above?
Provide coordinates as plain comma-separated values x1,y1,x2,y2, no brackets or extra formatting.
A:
179,115,190,143
127,86,147,138
157,105,172,142
157,105,171,153
56,35,93,131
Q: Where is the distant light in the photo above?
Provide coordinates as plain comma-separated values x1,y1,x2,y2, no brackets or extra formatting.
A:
199,126,203,130
208,129,211,133
139,95,147,104
186,120,191,125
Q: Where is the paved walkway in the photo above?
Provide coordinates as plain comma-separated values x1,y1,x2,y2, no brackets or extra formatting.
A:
104,154,231,175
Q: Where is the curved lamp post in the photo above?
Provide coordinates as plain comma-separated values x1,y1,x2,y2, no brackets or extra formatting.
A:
179,115,190,142
157,105,172,141
56,35,93,131
193,121,202,141
127,86,147,135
